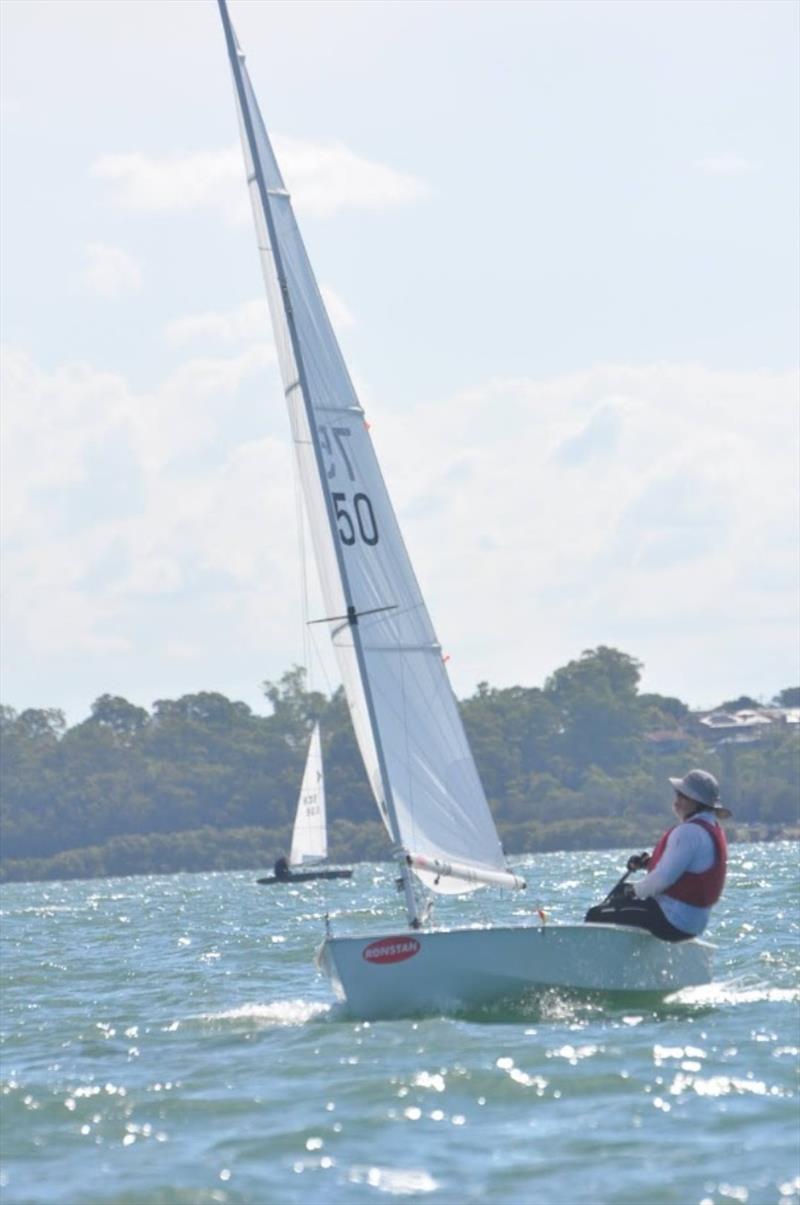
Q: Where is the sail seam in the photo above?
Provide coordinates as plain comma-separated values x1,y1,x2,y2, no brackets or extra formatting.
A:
358,643,442,654
312,405,365,415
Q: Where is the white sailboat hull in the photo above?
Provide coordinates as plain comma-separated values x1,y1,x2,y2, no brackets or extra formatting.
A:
318,923,713,1020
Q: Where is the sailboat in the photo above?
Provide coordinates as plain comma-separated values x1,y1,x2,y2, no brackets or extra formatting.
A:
257,718,351,891
256,722,352,885
218,0,713,1017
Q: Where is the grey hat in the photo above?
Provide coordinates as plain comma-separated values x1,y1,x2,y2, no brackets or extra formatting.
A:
669,769,732,817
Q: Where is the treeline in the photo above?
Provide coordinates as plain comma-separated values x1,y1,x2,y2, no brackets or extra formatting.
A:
1,648,797,883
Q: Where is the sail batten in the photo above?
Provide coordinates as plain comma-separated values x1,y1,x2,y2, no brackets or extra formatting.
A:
219,0,519,898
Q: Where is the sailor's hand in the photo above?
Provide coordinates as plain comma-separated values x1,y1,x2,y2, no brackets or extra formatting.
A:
626,851,651,872
610,881,636,903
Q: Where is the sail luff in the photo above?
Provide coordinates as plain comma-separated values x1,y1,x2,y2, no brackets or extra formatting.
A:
216,1,415,908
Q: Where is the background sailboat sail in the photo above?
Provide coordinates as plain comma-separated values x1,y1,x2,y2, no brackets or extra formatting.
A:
219,0,522,898
289,723,327,866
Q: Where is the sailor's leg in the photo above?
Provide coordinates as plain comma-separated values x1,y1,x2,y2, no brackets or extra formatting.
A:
584,897,691,942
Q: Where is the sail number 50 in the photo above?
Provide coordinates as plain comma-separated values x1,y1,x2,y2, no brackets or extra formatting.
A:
333,492,379,546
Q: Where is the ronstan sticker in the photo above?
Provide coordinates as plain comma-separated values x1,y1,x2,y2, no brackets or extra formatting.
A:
362,936,421,965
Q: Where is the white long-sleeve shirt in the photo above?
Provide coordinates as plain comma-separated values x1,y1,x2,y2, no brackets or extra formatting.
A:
633,815,720,936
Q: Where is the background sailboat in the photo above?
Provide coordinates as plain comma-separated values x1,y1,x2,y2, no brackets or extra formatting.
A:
218,0,713,1016
257,722,352,885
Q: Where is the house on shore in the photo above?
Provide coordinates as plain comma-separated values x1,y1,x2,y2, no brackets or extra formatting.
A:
688,706,800,747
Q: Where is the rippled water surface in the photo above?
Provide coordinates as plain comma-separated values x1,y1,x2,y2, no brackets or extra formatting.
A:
1,843,798,1205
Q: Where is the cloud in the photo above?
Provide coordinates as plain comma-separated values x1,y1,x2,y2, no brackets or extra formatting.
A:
0,339,298,685
370,361,799,702
164,289,354,348
552,402,624,465
92,139,429,223
165,300,272,346
82,242,142,296
696,153,759,176
274,135,430,217
1,342,797,717
92,147,247,223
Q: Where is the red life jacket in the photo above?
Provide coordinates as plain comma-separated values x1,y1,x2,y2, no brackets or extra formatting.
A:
648,816,727,907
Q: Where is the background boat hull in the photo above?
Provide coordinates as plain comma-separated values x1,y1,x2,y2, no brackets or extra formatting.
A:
319,923,713,1019
257,869,353,885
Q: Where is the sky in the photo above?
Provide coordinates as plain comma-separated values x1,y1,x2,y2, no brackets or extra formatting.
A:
1,0,798,725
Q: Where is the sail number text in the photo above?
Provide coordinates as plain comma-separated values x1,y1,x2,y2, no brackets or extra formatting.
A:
332,492,378,546
320,424,379,547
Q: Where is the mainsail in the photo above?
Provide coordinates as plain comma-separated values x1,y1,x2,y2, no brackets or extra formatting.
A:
218,0,523,901
289,722,327,866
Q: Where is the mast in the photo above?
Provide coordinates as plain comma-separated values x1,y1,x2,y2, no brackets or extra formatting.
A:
217,0,421,924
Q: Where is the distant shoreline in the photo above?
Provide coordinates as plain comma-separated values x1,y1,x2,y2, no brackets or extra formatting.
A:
1,827,797,886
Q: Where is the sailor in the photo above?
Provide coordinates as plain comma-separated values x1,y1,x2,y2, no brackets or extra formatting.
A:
273,855,291,881
584,769,731,941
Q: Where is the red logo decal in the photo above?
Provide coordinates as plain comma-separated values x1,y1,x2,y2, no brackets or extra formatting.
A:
362,936,421,965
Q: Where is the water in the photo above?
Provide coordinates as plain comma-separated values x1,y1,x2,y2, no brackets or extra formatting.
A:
1,843,798,1205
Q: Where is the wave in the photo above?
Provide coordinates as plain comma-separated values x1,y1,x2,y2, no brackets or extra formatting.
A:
198,998,331,1026
666,979,800,1007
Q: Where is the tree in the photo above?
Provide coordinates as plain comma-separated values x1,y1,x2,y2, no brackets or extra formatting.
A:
152,692,252,727
0,705,18,736
773,687,800,708
638,693,690,726
262,666,327,750
718,695,760,713
2,647,798,882
320,687,375,824
12,708,66,742
545,647,643,771
87,695,150,745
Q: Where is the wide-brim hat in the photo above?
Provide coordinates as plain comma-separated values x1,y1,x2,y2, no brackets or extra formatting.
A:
669,769,732,818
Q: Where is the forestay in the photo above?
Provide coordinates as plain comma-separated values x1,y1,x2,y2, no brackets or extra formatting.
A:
289,723,327,866
219,1,518,895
